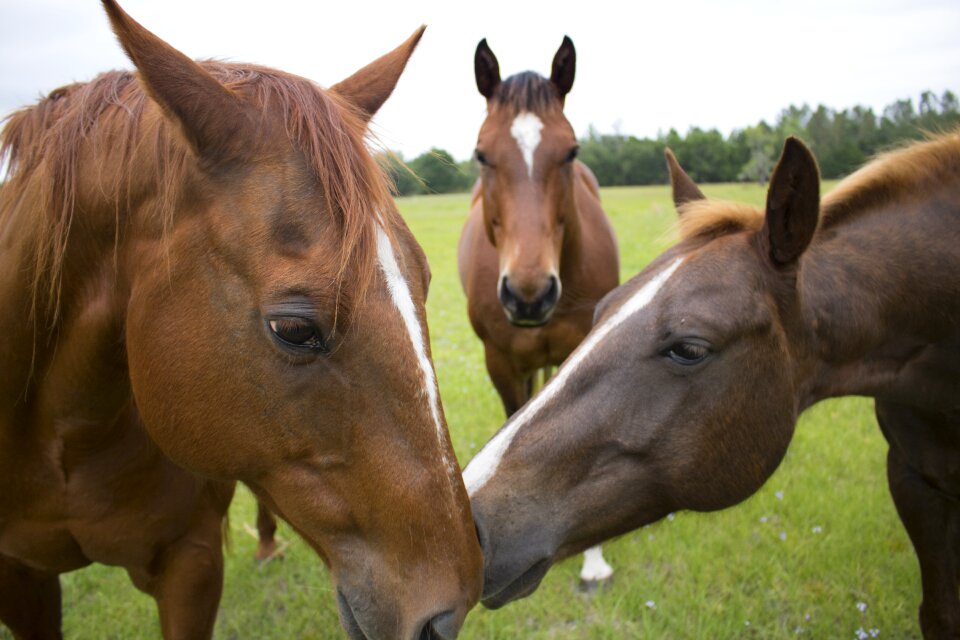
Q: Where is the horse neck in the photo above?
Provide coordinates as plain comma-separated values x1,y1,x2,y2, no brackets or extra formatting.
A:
796,179,960,408
0,109,180,412
556,167,589,279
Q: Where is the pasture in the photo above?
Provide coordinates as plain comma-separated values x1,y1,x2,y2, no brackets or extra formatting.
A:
13,183,919,639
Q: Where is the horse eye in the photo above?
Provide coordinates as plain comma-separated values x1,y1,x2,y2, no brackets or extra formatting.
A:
475,149,491,167
268,317,326,352
665,341,710,365
565,146,580,163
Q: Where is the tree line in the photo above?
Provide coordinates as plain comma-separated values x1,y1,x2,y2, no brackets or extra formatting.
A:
381,89,959,195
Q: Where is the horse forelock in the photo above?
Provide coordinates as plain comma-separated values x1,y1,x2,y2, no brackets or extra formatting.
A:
675,200,764,242
491,72,562,116
0,61,397,324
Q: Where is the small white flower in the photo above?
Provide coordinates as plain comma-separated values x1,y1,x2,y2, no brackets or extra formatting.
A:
805,613,812,621
869,630,880,638
775,490,784,500
645,600,656,610
779,532,787,541
855,628,868,640
667,513,675,521
795,626,804,634
745,621,751,627
857,602,868,613
760,516,769,523
812,526,822,534
647,533,655,541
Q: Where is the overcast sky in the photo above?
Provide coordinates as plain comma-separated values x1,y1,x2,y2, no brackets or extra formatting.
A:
1,0,958,161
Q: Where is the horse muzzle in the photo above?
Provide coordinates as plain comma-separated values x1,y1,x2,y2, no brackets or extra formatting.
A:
336,587,466,640
473,504,558,609
498,273,560,327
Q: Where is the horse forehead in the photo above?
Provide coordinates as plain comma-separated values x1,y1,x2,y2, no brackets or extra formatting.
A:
612,242,769,331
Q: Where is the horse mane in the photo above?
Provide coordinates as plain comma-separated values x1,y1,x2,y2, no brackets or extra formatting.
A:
0,60,396,323
676,128,960,243
491,72,561,114
820,128,960,227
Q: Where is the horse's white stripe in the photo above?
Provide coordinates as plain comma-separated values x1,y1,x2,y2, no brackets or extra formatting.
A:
464,257,686,494
376,228,451,472
510,112,543,178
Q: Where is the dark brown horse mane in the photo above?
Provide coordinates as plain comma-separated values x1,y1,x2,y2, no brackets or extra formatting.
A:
676,128,960,243
0,60,397,322
491,72,561,114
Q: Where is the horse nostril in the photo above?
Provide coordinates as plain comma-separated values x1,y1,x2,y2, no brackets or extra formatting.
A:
544,274,559,303
419,609,459,640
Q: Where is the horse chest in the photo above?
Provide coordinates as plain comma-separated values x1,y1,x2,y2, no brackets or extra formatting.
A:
504,315,590,370
0,412,210,573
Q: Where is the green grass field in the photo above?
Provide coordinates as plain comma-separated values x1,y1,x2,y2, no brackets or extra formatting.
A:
15,184,920,638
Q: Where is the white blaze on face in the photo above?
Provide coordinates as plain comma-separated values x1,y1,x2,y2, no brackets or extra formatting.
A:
376,227,452,473
463,257,686,495
510,112,544,178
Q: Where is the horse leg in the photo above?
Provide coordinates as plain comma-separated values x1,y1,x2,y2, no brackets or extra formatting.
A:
878,402,960,639
887,446,960,639
128,516,225,640
578,545,614,593
0,555,62,640
484,346,529,417
255,500,280,561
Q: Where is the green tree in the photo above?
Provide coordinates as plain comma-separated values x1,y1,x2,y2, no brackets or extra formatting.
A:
408,148,473,194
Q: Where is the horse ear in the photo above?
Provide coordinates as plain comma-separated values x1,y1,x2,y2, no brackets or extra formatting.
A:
475,39,501,100
100,0,256,167
550,36,576,102
665,148,705,211
331,26,426,123
763,137,820,266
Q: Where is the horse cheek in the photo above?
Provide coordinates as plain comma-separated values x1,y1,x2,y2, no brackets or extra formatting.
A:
125,267,260,480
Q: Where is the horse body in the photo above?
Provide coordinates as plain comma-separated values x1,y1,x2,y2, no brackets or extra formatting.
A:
457,36,619,417
457,36,619,588
466,132,960,637
0,2,481,638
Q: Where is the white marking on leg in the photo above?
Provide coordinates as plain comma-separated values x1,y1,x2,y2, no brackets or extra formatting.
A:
463,257,685,494
376,227,452,472
510,112,543,178
580,545,614,582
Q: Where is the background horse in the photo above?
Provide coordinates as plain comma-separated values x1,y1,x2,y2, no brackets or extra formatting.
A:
0,2,481,638
457,36,620,588
465,133,960,640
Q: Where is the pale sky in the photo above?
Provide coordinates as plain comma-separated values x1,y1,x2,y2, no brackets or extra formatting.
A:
1,0,958,161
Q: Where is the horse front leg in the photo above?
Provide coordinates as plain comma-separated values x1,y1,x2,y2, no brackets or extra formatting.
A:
886,446,960,639
128,508,226,640
0,554,62,640
578,545,614,592
484,346,530,418
878,400,960,640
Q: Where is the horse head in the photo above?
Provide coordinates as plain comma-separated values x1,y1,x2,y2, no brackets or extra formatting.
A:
472,37,581,327
465,138,821,607
101,1,481,636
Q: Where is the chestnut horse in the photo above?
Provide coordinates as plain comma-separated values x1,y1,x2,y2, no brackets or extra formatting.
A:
466,133,960,640
457,37,619,587
0,2,481,639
